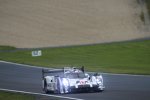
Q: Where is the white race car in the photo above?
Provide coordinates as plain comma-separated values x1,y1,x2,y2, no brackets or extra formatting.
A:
42,66,104,94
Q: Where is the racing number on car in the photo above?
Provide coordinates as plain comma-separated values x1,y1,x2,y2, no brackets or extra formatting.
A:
80,80,85,85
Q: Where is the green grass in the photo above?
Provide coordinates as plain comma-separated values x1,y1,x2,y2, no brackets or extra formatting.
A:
145,0,150,18
0,46,16,51
0,40,150,75
0,91,62,100
0,91,35,100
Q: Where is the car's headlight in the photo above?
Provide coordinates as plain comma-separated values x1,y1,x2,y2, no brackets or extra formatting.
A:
62,78,69,86
96,76,103,84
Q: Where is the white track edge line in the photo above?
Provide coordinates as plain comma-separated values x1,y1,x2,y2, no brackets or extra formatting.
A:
0,88,84,100
0,60,44,69
0,60,150,77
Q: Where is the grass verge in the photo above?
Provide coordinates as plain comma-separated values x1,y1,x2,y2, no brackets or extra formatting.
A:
0,46,16,51
0,91,35,100
0,40,150,75
0,91,60,100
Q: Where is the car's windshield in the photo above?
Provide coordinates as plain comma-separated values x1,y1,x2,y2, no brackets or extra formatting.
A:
65,73,86,79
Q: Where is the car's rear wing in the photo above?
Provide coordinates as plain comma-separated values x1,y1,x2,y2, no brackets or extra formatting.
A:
63,66,84,73
42,68,63,79
42,66,85,79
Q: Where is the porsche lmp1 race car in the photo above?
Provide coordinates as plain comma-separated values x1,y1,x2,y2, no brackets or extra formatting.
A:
42,66,104,94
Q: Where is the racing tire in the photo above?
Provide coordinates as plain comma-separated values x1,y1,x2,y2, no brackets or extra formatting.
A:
95,88,104,92
44,79,49,94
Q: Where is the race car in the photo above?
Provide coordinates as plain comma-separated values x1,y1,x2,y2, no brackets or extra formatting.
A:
42,66,104,94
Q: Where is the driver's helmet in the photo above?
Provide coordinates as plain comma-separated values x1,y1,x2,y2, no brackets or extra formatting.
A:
85,73,90,78
94,73,99,76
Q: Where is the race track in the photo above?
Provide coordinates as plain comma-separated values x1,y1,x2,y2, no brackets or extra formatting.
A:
0,61,150,100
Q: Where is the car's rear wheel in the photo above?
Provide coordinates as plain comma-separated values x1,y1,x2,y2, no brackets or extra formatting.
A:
44,79,49,94
95,88,104,92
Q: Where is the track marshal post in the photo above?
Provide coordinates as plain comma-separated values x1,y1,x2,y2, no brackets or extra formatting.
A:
31,50,42,57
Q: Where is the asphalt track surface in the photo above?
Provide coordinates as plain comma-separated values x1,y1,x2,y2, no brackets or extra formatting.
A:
0,61,150,100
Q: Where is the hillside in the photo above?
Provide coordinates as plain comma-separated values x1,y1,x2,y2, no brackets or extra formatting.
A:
0,0,149,48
